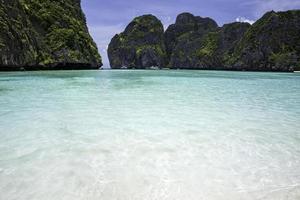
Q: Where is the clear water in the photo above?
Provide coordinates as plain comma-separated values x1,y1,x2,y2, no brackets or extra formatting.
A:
0,70,300,200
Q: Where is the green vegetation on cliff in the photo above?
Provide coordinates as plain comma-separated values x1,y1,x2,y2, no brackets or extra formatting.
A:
230,10,300,71
108,10,299,72
108,15,167,69
164,13,219,67
0,0,101,70
196,32,220,58
166,16,251,69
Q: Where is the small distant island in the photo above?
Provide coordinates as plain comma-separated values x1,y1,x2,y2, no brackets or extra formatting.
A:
0,1,299,72
108,10,300,72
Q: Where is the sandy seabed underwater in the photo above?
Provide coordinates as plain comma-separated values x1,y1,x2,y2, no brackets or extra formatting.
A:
0,70,300,200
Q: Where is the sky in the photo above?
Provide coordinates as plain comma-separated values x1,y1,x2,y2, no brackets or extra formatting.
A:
81,0,300,67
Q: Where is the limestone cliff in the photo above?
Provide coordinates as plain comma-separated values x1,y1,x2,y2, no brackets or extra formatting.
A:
108,10,300,72
108,15,166,69
229,10,300,72
0,0,102,71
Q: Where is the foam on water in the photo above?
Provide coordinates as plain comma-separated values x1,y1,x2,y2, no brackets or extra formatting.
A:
0,70,300,200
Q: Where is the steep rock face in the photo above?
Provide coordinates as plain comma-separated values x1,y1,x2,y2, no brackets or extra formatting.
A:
169,22,250,69
108,15,167,69
219,23,251,62
164,13,218,65
197,22,251,69
108,10,299,71
230,10,300,72
0,0,102,71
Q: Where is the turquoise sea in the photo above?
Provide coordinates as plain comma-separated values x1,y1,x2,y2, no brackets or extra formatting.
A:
0,70,300,200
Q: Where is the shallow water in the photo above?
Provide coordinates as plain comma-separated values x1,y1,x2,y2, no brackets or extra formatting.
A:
0,70,300,200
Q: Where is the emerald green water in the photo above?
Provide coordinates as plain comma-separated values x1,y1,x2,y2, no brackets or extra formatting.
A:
0,70,300,199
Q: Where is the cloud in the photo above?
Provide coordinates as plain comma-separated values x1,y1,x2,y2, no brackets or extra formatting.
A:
243,0,300,18
236,17,255,24
81,0,300,67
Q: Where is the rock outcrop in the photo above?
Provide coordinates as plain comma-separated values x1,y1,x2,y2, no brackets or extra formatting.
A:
108,15,167,69
229,10,300,72
164,13,219,66
0,0,102,71
170,22,250,69
108,10,300,72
